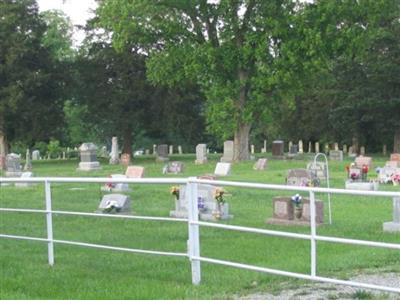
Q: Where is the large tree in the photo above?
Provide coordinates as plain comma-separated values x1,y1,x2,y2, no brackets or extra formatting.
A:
0,0,66,167
97,0,297,160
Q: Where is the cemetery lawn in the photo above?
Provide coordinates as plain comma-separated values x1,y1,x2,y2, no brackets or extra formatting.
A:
1,154,399,300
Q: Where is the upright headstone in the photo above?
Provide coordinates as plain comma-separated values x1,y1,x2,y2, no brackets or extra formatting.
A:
251,144,255,154
62,151,66,160
120,153,131,166
343,144,348,154
390,153,400,162
288,144,298,157
169,145,173,155
383,197,400,232
360,146,366,156
24,149,32,171
5,153,22,177
125,166,145,178
329,150,343,161
263,140,267,153
315,142,320,153
178,145,183,154
32,150,40,161
109,137,119,165
298,140,304,154
272,140,284,157
145,149,150,155
348,146,357,158
153,144,157,155
286,169,313,186
214,162,231,176
288,141,293,152
354,155,373,169
383,145,387,156
334,143,339,151
156,144,169,162
307,162,327,180
253,158,267,170
220,140,234,163
308,141,312,153
78,143,101,171
324,143,329,154
195,144,207,164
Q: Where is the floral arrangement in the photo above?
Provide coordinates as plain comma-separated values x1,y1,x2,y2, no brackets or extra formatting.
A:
213,188,225,204
291,194,302,208
361,164,369,181
103,200,121,213
170,186,180,200
391,174,400,185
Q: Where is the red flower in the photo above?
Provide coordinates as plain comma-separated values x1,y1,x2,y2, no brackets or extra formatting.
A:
362,165,369,174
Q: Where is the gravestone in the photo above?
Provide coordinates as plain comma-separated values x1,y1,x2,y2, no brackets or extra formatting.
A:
298,140,304,154
261,139,267,153
195,144,207,164
98,194,131,214
253,158,267,170
329,150,343,161
164,161,184,174
169,145,173,155
308,141,312,153
170,184,232,220
178,145,183,154
153,144,156,155
78,143,101,171
15,172,34,188
5,153,22,177
251,144,255,154
354,155,373,169
109,137,119,164
120,153,131,166
343,144,348,154
62,152,66,159
32,150,40,161
286,169,313,186
102,174,130,192
348,146,357,158
125,166,145,178
315,142,320,153
307,162,327,180
267,196,324,225
156,144,169,162
360,146,366,156
272,140,284,157
288,145,298,157
145,149,150,155
390,153,400,162
345,180,379,191
383,197,400,232
324,143,329,154
334,142,339,151
24,149,32,171
220,140,234,163
214,162,231,176
288,141,293,152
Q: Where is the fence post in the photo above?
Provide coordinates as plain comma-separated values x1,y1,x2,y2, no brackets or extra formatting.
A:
45,180,54,266
309,190,316,277
187,177,201,285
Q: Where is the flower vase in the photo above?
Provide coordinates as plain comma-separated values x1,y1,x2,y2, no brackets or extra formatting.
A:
294,206,303,219
213,202,223,220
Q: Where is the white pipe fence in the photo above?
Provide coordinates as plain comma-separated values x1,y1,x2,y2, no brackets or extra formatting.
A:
0,176,399,294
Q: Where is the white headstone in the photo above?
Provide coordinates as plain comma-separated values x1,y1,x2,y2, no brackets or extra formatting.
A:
195,144,207,164
109,137,119,165
308,141,312,153
288,141,293,152
220,140,234,163
32,150,40,161
251,144,255,154
24,149,32,171
315,142,320,153
214,162,231,176
178,145,183,154
169,145,173,155
334,143,339,151
383,197,400,232
298,140,303,154
360,146,366,156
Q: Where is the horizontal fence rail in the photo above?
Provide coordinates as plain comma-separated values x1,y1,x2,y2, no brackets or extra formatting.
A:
1,176,399,295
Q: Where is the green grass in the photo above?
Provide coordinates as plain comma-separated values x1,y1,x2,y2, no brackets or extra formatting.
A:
1,154,399,299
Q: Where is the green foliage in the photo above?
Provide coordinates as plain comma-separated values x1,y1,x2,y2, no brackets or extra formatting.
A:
47,139,61,158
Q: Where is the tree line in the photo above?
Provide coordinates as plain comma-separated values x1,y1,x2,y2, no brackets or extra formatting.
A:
1,0,399,163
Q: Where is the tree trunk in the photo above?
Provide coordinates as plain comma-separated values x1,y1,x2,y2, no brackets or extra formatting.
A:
122,128,132,156
0,123,8,170
233,123,251,161
394,128,400,153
